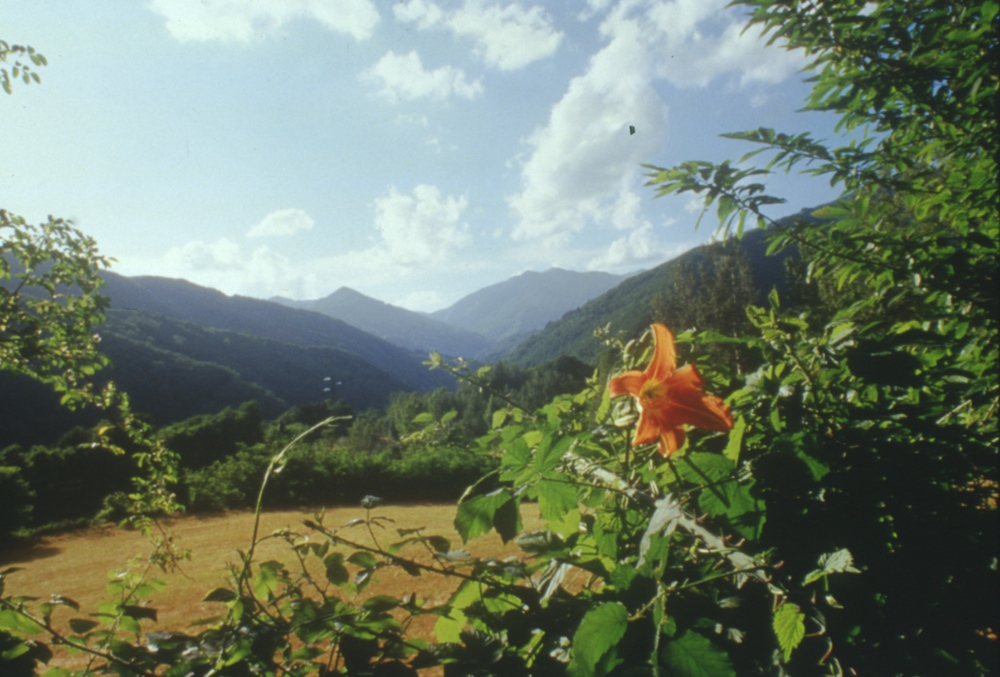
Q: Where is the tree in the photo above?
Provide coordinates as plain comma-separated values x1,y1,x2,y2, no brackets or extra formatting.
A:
644,0,998,672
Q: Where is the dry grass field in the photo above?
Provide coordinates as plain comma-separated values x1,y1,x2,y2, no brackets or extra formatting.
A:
0,502,544,672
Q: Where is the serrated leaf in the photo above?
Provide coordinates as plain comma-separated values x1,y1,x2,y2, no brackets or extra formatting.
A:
454,488,520,543
435,579,480,643
804,548,860,585
567,602,628,677
677,453,734,485
537,478,578,521
773,603,806,663
660,631,735,677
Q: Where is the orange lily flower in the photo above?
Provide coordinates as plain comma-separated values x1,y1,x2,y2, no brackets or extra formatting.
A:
609,323,734,457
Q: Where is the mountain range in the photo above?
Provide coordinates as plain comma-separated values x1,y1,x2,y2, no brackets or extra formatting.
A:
1,216,807,447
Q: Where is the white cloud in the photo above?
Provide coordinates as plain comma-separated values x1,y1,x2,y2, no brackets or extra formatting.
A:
362,51,483,101
392,0,444,28
644,0,805,88
448,1,564,71
506,0,805,245
148,0,380,43
247,208,315,238
587,223,689,272
371,184,471,266
507,10,668,243
394,0,563,71
159,238,303,298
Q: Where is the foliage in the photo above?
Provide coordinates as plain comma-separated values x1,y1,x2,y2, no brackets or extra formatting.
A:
0,40,45,95
1,2,997,675
1,210,112,409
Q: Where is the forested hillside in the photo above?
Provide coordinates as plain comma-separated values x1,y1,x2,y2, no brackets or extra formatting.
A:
100,272,453,392
508,224,795,366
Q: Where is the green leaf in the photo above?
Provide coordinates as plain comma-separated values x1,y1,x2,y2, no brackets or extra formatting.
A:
0,609,44,636
347,551,378,569
202,588,238,603
454,488,520,543
677,453,734,485
434,579,480,643
536,478,578,521
567,602,628,677
68,618,100,634
251,560,282,600
122,605,158,622
803,548,861,585
723,417,745,463
773,603,806,663
660,631,735,677
492,408,508,428
324,553,349,586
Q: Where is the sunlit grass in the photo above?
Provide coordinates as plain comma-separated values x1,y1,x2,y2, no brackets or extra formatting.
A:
0,502,543,671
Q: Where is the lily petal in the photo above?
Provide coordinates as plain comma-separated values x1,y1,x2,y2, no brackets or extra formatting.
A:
609,370,646,398
664,387,734,432
644,323,677,383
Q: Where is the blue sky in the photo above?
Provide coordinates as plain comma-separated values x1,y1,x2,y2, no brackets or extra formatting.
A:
3,0,843,311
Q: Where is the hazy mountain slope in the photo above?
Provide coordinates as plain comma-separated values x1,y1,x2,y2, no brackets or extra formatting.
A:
100,273,452,391
0,308,416,447
506,227,793,366
431,268,625,343
273,287,493,358
104,309,408,413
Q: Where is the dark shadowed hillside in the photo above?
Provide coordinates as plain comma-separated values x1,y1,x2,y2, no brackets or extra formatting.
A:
100,273,452,392
506,226,796,366
272,287,494,358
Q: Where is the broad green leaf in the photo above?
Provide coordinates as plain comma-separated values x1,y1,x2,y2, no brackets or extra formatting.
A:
251,561,282,600
454,488,520,543
324,553,349,586
804,548,861,585
0,609,44,636
660,631,735,677
536,477,578,521
434,579,480,643
567,602,628,677
677,453,734,485
773,603,806,663
492,408,508,428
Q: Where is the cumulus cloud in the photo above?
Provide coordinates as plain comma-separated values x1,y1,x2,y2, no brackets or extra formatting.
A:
507,10,668,244
371,184,471,266
160,238,302,298
645,0,804,87
247,208,315,238
148,0,380,43
393,0,563,71
506,0,805,245
587,223,689,272
362,51,483,101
